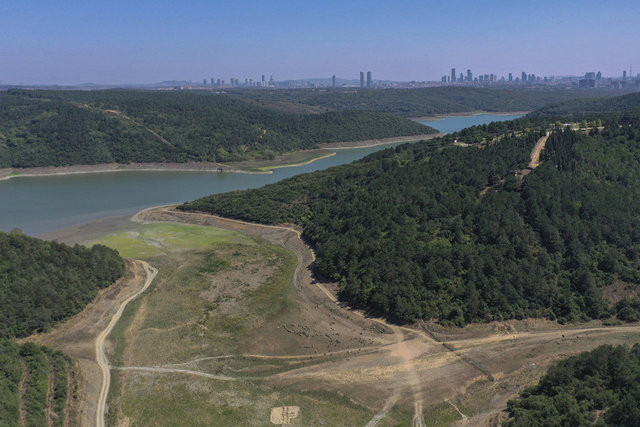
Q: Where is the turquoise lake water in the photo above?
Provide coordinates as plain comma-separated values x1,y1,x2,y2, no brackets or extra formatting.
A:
0,113,522,234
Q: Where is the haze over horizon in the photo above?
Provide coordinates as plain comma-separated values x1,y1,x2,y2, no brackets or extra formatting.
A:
1,0,638,86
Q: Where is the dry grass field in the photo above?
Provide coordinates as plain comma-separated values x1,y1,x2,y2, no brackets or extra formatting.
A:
35,207,640,426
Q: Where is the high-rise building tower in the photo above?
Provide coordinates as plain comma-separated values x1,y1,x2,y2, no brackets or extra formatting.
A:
508,73,513,82
210,78,214,86
203,79,207,86
623,70,627,80
459,72,464,82
332,74,336,87
451,68,456,82
596,71,602,80
467,69,472,82
521,72,527,83
360,72,364,88
366,71,372,87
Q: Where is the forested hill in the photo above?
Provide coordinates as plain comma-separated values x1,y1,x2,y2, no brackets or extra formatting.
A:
181,114,640,325
530,90,640,116
230,87,630,117
505,344,640,426
0,90,433,168
0,230,125,338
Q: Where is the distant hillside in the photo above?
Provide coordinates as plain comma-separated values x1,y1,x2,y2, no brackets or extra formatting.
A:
180,113,640,325
530,91,640,116
0,230,125,338
230,87,630,117
506,344,640,426
0,90,434,168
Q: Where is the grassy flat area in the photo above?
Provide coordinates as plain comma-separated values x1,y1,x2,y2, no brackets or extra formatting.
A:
85,221,387,426
83,222,254,259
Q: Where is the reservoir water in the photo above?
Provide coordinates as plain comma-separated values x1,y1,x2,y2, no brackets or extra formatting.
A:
0,113,522,235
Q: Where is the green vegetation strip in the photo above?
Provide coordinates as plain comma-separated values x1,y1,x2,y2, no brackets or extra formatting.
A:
0,341,71,426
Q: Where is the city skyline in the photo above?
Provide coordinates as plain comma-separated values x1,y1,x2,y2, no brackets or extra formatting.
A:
1,0,638,85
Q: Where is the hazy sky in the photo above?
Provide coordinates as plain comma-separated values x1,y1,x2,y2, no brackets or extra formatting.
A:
1,0,638,85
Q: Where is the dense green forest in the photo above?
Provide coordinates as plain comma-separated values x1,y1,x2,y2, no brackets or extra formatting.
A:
181,114,640,325
231,87,630,117
0,90,433,168
0,340,71,426
0,230,125,338
530,91,640,116
505,344,640,426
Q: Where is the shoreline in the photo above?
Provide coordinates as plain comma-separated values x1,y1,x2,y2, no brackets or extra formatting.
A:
0,161,270,182
254,151,337,171
0,133,441,180
318,133,443,149
409,111,530,121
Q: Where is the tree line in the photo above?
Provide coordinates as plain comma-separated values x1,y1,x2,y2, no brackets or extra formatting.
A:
505,344,640,426
230,86,631,117
0,90,433,168
0,230,126,338
180,113,640,326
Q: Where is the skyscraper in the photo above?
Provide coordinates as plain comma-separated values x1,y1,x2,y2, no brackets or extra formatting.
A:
521,72,527,83
451,68,456,83
203,79,207,86
210,78,214,86
623,70,627,80
360,72,364,88
467,69,472,82
366,71,372,88
508,73,513,82
459,73,464,82
332,74,336,87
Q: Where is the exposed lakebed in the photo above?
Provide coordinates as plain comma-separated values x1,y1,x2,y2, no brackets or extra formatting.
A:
0,113,522,234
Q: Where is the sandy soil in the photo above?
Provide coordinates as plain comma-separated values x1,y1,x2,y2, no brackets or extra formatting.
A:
23,260,153,427
409,111,530,121
319,133,443,149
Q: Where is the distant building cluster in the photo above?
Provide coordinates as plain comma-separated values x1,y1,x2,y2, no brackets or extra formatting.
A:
437,67,639,89
167,67,639,91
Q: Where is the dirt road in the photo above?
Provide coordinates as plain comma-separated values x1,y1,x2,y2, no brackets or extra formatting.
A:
25,260,155,427
528,131,550,169
95,261,157,427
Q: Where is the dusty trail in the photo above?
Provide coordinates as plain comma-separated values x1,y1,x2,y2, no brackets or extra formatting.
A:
447,400,468,421
528,131,550,169
113,366,236,381
365,391,400,427
95,261,157,427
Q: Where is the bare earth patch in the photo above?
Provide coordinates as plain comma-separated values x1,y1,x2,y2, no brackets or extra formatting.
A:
270,406,300,425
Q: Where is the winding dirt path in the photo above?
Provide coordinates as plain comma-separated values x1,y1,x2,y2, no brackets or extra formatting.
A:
95,261,157,427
